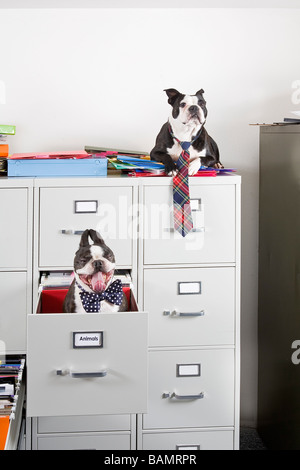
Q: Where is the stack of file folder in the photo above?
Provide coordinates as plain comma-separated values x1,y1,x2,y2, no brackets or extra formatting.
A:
84,146,154,176
113,155,166,176
84,147,236,177
0,125,16,177
6,141,236,178
111,155,236,177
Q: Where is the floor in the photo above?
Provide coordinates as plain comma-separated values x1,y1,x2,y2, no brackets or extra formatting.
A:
240,427,267,450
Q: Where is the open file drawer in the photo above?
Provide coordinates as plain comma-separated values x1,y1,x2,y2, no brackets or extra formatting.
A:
27,288,148,418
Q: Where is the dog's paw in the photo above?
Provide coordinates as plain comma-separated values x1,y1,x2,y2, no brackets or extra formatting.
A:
213,162,224,169
188,158,201,176
164,159,177,176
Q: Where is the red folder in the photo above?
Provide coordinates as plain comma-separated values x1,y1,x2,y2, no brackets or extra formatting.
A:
9,150,92,160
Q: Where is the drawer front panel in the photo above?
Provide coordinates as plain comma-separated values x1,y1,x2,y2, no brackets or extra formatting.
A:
0,272,27,352
143,349,234,430
143,184,236,264
37,414,131,433
36,433,131,450
27,312,148,417
142,430,234,450
0,188,28,268
39,186,133,267
144,267,235,347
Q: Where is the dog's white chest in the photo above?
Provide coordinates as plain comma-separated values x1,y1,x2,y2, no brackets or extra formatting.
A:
167,141,206,162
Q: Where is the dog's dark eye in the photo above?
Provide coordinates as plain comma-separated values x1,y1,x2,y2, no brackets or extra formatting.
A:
179,102,186,108
104,249,115,263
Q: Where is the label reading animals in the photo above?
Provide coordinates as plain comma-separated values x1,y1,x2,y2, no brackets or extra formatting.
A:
73,331,103,348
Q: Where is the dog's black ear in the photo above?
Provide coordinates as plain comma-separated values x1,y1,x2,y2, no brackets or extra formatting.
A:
79,229,91,247
79,229,104,247
88,229,104,245
195,89,206,103
164,88,181,106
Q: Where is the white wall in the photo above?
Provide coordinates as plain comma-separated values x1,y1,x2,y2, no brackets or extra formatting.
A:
1,6,300,426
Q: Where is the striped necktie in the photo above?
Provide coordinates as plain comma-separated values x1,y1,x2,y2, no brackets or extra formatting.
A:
170,125,199,237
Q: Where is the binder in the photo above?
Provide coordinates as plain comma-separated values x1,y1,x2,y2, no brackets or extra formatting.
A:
0,145,8,157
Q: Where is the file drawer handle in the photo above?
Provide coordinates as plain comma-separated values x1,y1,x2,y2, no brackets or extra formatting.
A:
70,371,107,378
162,392,204,400
60,229,84,235
163,309,205,317
56,369,107,378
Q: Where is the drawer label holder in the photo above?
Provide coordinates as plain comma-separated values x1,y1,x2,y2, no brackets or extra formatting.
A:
74,200,98,213
178,281,201,295
73,331,103,349
177,363,201,377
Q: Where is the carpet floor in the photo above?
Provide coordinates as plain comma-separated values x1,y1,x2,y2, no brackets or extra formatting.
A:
240,427,267,450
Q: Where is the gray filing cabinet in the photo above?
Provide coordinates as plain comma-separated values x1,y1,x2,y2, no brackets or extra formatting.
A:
258,125,300,449
0,174,241,450
0,179,32,450
138,176,241,450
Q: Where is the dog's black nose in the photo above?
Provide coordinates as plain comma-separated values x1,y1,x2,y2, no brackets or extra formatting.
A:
93,260,102,270
189,105,198,114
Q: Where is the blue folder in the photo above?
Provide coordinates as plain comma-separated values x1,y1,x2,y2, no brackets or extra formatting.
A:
117,155,164,169
7,158,107,177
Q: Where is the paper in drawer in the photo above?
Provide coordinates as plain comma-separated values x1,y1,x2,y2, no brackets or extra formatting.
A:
0,357,25,450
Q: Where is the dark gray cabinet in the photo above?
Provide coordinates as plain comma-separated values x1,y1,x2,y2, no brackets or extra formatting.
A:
258,125,300,449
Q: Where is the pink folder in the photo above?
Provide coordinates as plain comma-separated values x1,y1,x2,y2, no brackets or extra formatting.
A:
9,150,92,159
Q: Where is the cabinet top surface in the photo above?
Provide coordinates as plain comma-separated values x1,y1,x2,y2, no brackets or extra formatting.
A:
0,174,241,188
260,124,300,134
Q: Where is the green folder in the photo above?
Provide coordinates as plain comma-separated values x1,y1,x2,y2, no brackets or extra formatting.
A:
0,125,16,135
108,159,137,170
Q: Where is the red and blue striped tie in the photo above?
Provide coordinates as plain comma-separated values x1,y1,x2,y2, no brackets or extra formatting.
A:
172,139,194,237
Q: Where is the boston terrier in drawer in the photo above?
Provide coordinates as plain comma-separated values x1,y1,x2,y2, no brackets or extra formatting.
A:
150,88,223,175
63,229,127,313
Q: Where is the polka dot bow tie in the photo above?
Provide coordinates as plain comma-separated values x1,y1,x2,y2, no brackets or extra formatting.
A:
77,278,123,313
